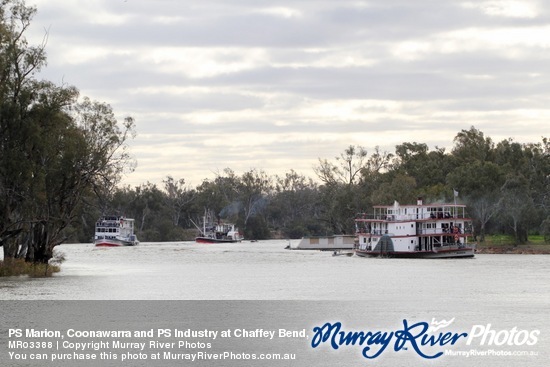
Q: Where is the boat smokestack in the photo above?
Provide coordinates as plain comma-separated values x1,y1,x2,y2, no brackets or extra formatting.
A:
417,197,423,205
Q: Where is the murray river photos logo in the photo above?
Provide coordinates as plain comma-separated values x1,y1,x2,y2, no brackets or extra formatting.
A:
310,318,540,360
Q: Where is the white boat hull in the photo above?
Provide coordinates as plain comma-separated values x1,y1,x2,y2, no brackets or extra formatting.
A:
195,236,241,244
94,238,138,247
94,216,138,247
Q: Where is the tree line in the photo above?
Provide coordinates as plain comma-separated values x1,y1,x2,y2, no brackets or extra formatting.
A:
1,1,549,266
79,128,547,246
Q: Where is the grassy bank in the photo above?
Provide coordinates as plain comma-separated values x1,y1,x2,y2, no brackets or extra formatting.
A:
475,235,550,254
0,258,61,277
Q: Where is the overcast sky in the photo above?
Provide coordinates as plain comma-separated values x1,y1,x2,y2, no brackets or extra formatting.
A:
26,0,549,187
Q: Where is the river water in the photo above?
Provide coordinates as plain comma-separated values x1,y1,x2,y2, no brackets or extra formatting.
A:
0,240,549,302
1,240,549,366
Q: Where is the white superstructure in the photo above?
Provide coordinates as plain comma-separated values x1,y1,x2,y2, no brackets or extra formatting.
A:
94,216,139,247
355,199,475,258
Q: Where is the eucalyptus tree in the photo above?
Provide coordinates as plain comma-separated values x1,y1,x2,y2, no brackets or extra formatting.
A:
393,142,454,198
447,161,504,241
238,169,272,238
541,218,550,243
357,145,394,209
0,0,47,257
314,145,370,234
194,179,226,223
130,182,164,234
535,138,550,215
314,145,367,186
495,138,550,219
452,126,494,164
270,170,321,237
6,94,135,262
194,168,240,220
498,174,535,244
0,1,135,263
163,176,195,227
369,173,417,205
525,138,550,214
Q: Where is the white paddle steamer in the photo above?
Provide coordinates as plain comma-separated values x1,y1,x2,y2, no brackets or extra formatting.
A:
355,199,475,258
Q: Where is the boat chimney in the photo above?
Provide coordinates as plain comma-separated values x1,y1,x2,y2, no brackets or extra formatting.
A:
417,197,423,206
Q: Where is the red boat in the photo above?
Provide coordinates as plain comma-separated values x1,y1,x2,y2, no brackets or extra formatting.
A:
193,211,243,244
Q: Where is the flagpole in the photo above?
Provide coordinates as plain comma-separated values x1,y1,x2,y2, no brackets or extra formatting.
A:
453,189,458,205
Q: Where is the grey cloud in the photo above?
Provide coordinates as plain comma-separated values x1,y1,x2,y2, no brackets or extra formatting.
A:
27,0,550,185
34,0,549,51
33,2,456,48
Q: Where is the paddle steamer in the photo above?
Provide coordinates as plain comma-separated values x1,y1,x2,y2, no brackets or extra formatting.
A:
355,198,475,258
94,216,139,247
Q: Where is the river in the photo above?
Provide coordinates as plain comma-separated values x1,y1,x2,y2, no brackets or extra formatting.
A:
0,240,548,366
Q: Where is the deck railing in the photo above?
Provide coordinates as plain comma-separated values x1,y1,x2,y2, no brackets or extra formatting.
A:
356,213,469,221
356,228,472,236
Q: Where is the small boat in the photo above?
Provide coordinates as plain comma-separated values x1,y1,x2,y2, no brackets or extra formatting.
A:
94,216,139,247
332,250,354,257
193,211,243,244
355,198,475,258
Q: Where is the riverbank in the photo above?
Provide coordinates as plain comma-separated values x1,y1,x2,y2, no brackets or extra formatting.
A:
475,242,550,254
0,258,60,277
